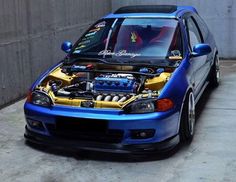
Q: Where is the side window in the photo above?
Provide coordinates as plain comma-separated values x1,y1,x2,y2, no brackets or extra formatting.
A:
193,14,209,41
186,17,202,50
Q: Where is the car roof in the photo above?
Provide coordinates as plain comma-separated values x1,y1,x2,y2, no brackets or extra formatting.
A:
104,5,197,19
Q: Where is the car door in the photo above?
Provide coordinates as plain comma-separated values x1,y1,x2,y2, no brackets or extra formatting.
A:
185,15,209,97
192,13,213,74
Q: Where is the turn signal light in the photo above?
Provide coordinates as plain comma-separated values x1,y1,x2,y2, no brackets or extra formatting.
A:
156,98,174,112
26,91,32,102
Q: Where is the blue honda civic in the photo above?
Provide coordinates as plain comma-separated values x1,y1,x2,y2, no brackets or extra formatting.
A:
24,5,220,154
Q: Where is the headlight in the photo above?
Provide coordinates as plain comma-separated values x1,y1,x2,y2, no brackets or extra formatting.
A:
30,91,52,107
124,98,174,114
125,99,156,114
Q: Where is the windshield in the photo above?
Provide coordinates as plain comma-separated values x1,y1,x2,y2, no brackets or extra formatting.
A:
71,18,182,62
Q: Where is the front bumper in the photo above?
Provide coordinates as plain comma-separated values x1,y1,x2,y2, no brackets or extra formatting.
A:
25,126,179,154
24,102,180,153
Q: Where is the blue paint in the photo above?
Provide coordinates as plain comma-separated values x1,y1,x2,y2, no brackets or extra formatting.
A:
24,6,217,152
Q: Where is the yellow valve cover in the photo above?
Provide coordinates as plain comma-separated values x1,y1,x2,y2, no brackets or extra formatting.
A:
145,72,171,91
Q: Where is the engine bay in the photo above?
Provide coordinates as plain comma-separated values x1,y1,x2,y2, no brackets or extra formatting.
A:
35,61,175,109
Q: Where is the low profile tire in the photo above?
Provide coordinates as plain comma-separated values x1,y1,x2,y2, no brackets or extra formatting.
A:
209,55,220,88
179,91,196,143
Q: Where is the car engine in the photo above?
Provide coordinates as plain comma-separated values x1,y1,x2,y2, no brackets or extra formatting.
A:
36,62,173,108
53,73,140,102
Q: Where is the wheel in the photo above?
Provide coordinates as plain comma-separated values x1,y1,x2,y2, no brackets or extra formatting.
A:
209,55,220,88
179,91,196,143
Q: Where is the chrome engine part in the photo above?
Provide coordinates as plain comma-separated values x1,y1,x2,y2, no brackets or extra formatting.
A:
95,94,131,102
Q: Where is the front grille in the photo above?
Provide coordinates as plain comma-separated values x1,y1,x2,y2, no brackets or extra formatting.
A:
46,117,124,143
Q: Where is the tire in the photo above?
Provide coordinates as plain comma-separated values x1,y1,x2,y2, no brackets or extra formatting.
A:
179,91,196,143
209,55,220,88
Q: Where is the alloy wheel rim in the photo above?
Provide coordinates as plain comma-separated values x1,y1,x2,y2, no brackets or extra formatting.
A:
188,92,195,136
215,56,220,83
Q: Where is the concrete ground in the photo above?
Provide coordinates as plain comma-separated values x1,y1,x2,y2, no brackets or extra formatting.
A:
0,60,236,182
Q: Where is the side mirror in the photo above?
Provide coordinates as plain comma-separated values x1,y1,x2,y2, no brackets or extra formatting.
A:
61,41,72,53
192,44,212,57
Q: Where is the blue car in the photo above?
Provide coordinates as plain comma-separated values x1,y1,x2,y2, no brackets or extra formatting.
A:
24,5,220,154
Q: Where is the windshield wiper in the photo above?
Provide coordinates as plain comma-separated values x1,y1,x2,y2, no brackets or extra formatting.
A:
104,57,179,68
63,55,179,68
63,56,108,65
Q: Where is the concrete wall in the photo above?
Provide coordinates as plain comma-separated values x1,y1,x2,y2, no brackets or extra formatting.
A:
0,0,234,107
112,0,236,59
0,0,111,107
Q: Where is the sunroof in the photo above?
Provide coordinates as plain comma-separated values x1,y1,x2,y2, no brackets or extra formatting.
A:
114,5,178,14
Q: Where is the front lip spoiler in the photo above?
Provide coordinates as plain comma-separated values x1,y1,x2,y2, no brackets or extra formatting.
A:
24,126,179,154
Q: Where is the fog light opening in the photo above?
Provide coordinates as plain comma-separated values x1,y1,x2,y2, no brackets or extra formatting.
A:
130,129,155,139
140,132,147,138
27,119,45,131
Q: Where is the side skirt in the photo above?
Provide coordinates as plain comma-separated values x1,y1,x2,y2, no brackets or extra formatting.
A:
195,81,209,104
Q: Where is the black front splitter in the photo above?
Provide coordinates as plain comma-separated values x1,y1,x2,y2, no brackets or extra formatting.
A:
24,126,179,155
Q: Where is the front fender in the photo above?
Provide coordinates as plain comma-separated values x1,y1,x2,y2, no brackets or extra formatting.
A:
159,57,192,112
